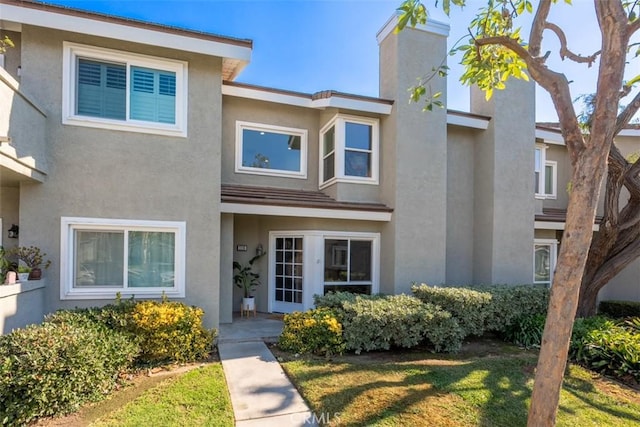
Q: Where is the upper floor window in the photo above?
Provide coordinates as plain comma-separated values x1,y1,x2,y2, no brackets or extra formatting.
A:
60,217,186,299
320,115,379,188
63,42,187,137
235,121,308,178
535,144,557,199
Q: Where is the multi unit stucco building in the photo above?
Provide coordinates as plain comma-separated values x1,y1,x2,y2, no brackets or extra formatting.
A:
1,0,638,332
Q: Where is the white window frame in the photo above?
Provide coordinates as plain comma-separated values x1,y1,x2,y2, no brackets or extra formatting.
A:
535,143,556,199
62,42,188,137
267,230,380,313
60,217,186,299
235,121,308,178
323,234,378,291
533,238,558,287
319,114,379,189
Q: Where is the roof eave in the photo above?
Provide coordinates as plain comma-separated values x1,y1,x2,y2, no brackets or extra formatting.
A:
0,1,252,65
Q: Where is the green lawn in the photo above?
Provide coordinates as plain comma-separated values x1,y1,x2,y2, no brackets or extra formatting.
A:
279,342,640,427
91,364,234,427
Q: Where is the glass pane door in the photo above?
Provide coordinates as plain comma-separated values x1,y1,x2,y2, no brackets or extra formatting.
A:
273,236,304,313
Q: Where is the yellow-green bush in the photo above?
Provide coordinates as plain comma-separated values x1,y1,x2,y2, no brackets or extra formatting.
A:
279,308,345,356
131,300,214,363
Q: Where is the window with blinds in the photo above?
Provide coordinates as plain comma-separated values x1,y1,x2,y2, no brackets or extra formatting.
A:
64,42,186,136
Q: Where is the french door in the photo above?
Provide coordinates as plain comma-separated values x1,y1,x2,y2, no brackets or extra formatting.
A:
272,236,305,313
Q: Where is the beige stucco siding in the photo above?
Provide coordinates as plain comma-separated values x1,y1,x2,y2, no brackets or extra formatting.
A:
16,25,223,327
1,186,19,251
221,96,320,189
446,127,476,284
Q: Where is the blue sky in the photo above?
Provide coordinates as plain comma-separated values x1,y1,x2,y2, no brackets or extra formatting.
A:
42,0,634,122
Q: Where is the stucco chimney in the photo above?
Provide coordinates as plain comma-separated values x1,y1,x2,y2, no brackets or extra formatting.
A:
377,15,450,293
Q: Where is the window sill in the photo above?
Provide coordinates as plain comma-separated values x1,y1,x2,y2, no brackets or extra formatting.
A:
235,167,307,179
319,177,379,190
63,116,187,138
61,288,185,300
535,194,556,200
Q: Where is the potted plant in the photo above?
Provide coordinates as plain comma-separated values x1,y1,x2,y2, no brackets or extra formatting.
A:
8,246,51,280
17,265,31,282
233,253,264,312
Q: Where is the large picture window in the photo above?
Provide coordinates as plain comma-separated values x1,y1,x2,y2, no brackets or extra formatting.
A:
63,42,187,137
61,218,186,299
235,121,308,178
320,115,379,188
324,238,373,295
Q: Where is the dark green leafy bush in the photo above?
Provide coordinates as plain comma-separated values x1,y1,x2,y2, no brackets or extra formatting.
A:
571,317,640,381
340,294,463,353
411,285,491,336
278,308,345,356
599,300,640,318
0,319,138,426
503,314,546,348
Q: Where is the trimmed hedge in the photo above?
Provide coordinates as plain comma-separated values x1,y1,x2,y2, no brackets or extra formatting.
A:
313,291,382,313
339,294,463,353
410,285,491,336
412,284,550,335
0,318,138,426
279,308,345,356
599,300,640,318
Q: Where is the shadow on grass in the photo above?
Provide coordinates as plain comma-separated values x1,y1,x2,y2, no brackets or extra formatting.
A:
284,353,536,426
560,371,640,422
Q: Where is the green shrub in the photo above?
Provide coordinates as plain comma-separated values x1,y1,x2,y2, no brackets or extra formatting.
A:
130,300,214,364
503,314,546,348
314,291,382,313
599,300,640,318
412,284,549,337
475,285,549,333
340,294,463,354
411,284,491,336
279,308,345,356
573,318,640,382
0,319,138,426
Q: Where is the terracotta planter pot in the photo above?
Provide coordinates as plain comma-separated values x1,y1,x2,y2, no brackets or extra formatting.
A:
29,268,42,280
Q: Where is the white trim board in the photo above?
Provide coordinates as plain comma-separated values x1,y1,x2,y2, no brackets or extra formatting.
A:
221,202,392,222
222,84,393,115
376,12,450,44
535,221,600,231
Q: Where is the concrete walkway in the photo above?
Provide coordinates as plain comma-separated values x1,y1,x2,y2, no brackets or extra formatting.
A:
218,314,318,427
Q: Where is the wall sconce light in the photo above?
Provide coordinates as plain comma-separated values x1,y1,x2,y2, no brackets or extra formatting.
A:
7,224,19,239
256,243,264,257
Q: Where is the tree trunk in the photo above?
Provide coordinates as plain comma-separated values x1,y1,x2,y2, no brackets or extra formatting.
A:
527,151,607,426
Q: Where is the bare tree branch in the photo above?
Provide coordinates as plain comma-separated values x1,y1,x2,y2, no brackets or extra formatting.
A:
529,0,552,57
544,22,600,66
629,17,640,37
615,90,640,135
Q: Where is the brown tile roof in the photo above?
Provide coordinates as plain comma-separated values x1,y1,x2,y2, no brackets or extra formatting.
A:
2,0,252,48
535,208,603,223
221,184,393,212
